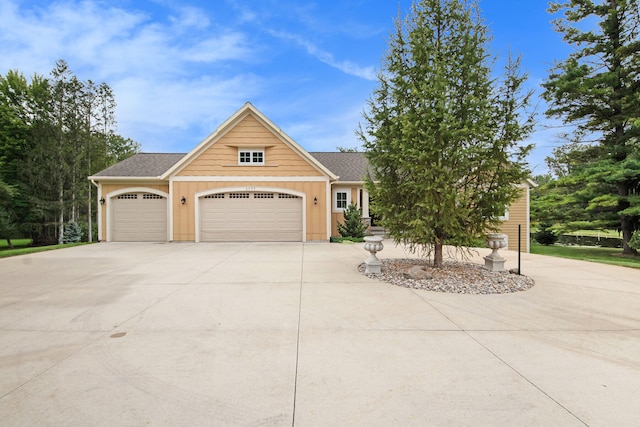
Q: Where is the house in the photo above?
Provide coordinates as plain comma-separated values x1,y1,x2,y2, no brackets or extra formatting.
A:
89,102,533,251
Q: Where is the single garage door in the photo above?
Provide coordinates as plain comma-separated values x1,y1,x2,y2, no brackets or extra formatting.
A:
111,192,167,242
200,192,302,242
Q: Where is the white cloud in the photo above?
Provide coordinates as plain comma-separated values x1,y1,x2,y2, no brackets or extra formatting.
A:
180,33,253,63
268,29,376,81
0,1,148,75
0,1,257,76
168,5,211,31
0,0,263,152
113,73,264,151
0,0,381,154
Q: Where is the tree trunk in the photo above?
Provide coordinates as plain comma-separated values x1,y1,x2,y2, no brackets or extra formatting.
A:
6,238,13,249
618,182,637,255
620,215,637,255
434,242,443,268
58,185,64,245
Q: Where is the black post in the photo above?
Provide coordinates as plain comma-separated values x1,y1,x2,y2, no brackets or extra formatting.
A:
518,224,522,275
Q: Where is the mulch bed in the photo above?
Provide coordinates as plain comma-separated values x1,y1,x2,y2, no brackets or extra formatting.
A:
359,258,535,294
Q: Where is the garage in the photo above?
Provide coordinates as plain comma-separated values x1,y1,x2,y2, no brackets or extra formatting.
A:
111,192,168,242
200,192,303,242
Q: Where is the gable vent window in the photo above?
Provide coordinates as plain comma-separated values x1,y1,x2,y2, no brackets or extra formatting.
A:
229,193,250,199
117,194,138,199
238,149,264,165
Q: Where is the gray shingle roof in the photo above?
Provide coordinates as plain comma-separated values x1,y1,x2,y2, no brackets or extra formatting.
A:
309,152,370,182
92,153,186,177
91,151,370,182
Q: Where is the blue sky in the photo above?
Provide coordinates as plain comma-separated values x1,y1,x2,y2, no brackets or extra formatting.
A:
0,0,571,174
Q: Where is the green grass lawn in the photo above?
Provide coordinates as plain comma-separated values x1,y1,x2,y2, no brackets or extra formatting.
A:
565,229,620,238
0,239,32,249
531,226,620,238
0,239,91,258
531,242,640,269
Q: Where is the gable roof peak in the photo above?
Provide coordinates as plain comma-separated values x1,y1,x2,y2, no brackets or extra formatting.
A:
160,103,338,180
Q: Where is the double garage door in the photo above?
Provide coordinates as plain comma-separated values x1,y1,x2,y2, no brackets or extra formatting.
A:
200,192,302,242
110,191,303,242
111,192,167,242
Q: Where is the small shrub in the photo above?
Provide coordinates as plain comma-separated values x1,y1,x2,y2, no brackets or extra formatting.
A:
337,202,367,238
534,222,558,246
62,221,82,244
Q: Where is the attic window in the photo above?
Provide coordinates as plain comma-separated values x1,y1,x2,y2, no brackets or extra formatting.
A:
238,149,264,165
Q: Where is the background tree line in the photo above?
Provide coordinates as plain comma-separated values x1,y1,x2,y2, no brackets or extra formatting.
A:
531,0,640,255
0,59,140,247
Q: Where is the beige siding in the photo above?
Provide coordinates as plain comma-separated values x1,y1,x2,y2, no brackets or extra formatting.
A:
331,212,345,237
499,187,530,252
172,180,327,241
177,115,323,177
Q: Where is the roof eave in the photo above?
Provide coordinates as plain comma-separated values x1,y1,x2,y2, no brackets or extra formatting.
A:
88,176,165,181
332,180,364,185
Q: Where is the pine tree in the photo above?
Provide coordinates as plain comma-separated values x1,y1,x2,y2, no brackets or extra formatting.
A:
534,222,559,246
62,221,82,243
359,0,533,267
337,203,367,238
542,0,640,254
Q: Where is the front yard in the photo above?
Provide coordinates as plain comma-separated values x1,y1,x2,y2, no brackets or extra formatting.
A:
530,242,640,269
0,239,89,258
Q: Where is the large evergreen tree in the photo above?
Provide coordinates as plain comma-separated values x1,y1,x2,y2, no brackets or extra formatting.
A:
542,0,640,254
359,0,533,267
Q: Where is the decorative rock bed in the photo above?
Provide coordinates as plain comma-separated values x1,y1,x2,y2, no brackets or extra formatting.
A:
358,258,535,294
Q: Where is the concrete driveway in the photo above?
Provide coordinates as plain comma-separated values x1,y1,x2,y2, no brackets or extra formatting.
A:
0,242,639,426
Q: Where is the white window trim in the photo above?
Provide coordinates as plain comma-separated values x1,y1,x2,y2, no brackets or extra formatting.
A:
499,207,509,221
238,148,264,165
333,188,350,212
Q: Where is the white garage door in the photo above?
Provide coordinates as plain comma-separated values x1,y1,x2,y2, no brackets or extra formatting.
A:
200,192,303,242
111,193,167,242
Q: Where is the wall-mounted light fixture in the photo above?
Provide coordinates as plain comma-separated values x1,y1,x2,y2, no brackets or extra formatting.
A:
180,196,186,205
99,197,105,205
313,196,317,205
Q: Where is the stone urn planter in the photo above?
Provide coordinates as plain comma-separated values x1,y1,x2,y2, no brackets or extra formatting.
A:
484,233,507,272
363,236,384,274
